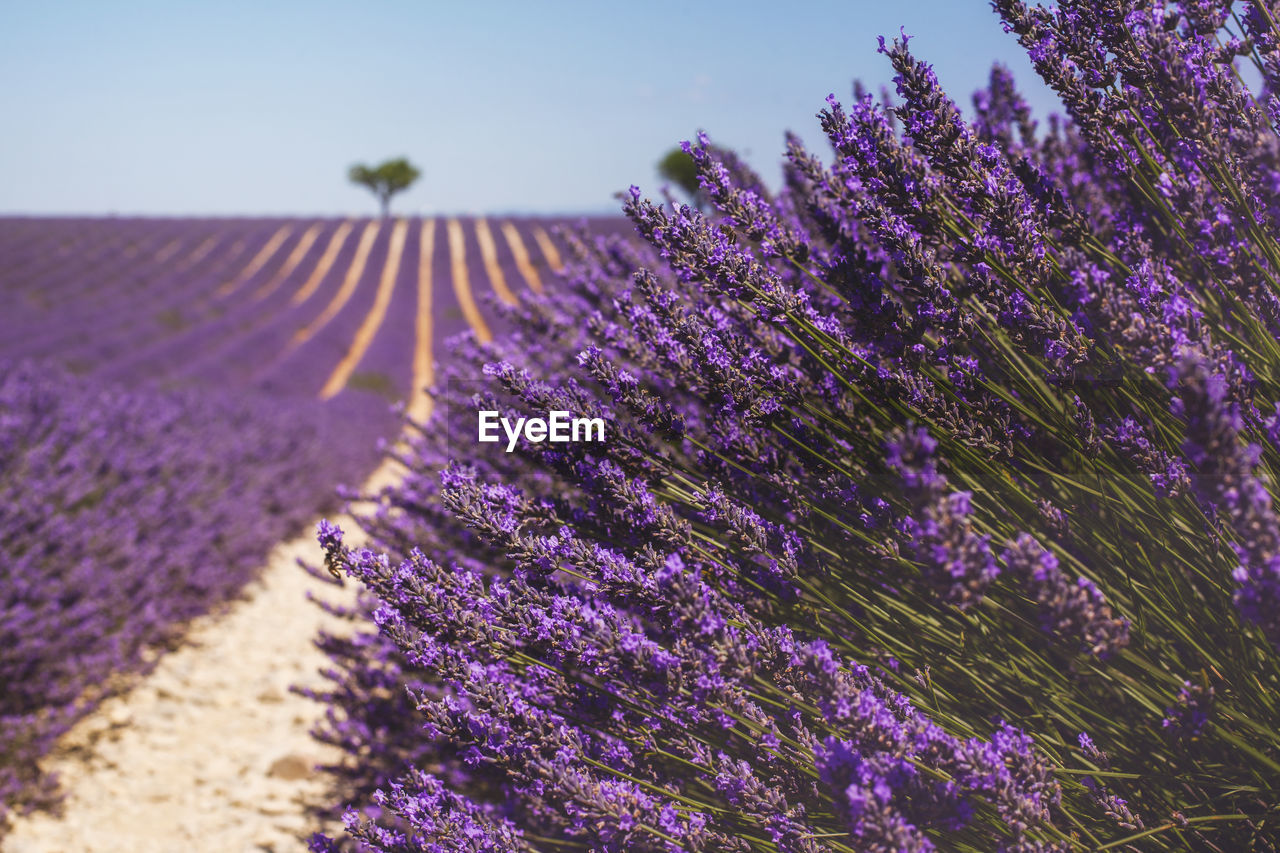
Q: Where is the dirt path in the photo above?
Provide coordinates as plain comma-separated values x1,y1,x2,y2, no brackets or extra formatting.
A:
530,225,563,273
473,218,518,307
215,224,294,299
446,218,492,343
500,221,545,295
252,224,323,303
290,222,354,307
1,474,399,853
289,222,381,349
408,219,436,424
320,219,409,400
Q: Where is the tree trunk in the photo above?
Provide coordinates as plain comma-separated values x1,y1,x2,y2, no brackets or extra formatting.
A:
380,194,390,219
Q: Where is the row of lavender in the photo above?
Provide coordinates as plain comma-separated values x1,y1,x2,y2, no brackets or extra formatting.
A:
0,215,596,823
0,215,589,399
311,3,1280,851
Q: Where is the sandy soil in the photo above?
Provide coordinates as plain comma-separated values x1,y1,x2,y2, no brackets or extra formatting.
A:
1,470,399,852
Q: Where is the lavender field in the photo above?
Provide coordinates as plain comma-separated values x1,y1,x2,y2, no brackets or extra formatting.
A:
14,0,1280,851
0,214,594,824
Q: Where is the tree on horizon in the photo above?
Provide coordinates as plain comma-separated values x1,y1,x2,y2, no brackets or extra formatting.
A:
657,147,705,211
348,157,421,218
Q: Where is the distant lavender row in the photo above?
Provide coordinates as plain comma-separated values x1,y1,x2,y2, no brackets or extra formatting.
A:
0,216,600,404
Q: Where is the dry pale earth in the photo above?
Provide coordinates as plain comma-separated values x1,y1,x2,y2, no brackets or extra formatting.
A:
2,461,405,853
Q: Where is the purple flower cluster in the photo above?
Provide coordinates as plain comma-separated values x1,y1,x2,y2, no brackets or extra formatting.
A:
1001,534,1130,658
1174,355,1280,647
312,538,1060,851
885,426,1000,609
1161,679,1215,740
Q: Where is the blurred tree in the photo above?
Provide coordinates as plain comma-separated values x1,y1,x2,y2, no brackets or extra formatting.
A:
348,157,421,218
657,147,705,211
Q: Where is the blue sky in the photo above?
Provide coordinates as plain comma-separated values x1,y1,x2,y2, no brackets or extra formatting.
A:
0,1,1059,216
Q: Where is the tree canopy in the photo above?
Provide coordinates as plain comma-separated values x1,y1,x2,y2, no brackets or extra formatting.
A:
656,147,704,210
348,157,421,218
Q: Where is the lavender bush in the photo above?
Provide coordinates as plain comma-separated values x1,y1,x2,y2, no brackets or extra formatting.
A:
312,2,1280,849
